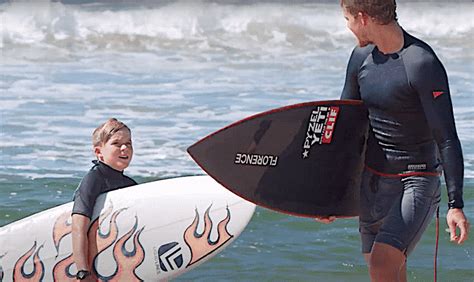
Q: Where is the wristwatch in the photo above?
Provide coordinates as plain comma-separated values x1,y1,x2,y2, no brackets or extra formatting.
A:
76,270,91,280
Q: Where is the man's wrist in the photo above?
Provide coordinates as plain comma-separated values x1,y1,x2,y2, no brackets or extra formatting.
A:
448,199,464,209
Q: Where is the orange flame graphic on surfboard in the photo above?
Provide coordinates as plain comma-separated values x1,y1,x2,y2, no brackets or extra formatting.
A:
52,205,121,281
0,252,6,282
51,204,145,281
12,241,44,281
87,207,123,270
184,205,233,266
52,211,72,256
105,216,145,281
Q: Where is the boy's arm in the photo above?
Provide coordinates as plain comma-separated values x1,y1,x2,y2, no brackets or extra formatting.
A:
71,171,100,278
72,214,91,272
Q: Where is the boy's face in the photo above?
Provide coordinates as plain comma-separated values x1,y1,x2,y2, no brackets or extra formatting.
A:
95,128,133,171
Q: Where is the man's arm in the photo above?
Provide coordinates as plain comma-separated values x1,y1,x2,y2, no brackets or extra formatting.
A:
409,51,464,208
340,46,372,100
407,48,468,244
316,46,371,224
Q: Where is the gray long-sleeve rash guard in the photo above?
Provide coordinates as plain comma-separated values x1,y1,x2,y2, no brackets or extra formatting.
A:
341,29,464,209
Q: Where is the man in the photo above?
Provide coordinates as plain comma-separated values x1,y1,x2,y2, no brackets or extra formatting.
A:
317,1,469,281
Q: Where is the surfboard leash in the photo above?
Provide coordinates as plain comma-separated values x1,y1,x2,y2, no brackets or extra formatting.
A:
434,206,440,282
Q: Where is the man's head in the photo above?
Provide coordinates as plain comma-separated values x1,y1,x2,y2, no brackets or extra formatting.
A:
92,118,133,171
341,0,397,25
341,0,398,47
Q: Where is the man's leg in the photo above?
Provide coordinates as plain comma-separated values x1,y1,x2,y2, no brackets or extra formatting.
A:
368,242,406,282
364,247,407,282
368,175,440,281
399,258,407,282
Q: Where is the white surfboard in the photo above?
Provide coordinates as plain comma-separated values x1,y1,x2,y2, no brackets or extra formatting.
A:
0,176,255,281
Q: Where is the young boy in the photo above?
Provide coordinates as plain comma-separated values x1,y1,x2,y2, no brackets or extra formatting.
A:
71,118,137,281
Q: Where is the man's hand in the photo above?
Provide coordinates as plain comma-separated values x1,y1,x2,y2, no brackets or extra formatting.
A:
446,208,469,244
314,216,336,224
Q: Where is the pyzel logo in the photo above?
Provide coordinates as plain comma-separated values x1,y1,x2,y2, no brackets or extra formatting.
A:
302,106,339,159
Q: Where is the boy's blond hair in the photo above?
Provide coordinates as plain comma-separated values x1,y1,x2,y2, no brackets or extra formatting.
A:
92,118,131,147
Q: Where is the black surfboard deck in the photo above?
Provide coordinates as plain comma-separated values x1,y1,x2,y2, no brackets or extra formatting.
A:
188,100,369,217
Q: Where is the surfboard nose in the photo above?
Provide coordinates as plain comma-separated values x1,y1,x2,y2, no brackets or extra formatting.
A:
188,100,369,218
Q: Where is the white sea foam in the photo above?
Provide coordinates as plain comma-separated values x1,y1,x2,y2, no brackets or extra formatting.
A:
1,2,472,61
0,1,472,180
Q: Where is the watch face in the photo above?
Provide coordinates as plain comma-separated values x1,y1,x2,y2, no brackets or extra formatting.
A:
76,270,90,280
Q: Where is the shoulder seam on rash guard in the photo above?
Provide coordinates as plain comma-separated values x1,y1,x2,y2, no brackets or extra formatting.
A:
400,44,431,94
359,45,375,64
85,168,106,195
355,45,375,83
399,53,414,93
403,44,442,97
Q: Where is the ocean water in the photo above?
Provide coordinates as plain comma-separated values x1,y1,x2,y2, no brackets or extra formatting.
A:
1,0,473,281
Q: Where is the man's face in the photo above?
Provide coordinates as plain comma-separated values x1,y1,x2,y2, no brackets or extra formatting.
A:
342,6,371,47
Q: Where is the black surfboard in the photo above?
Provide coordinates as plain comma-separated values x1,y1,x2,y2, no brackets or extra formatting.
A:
188,100,369,217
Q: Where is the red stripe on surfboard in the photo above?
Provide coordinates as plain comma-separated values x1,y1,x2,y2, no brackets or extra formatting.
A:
365,166,441,178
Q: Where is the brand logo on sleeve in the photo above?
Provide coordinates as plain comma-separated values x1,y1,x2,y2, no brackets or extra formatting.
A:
302,106,339,159
432,91,444,99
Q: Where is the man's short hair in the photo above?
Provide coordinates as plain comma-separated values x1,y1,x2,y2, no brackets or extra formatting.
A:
341,0,398,25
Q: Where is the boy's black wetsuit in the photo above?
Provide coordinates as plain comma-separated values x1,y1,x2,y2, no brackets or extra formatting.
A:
72,160,137,219
341,29,464,209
